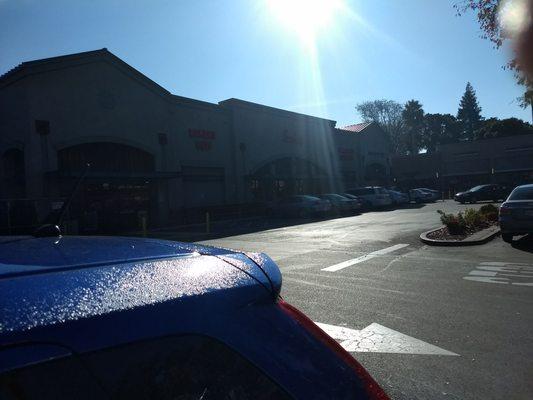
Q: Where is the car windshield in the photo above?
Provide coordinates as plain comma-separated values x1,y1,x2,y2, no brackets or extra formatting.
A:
469,185,486,192
299,195,320,201
323,194,346,200
509,187,533,201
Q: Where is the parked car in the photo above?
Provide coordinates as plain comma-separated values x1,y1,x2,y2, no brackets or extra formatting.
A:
0,236,389,399
414,188,440,202
454,184,508,204
409,188,432,203
269,195,331,217
343,193,371,209
499,184,533,243
317,193,360,214
346,187,392,208
387,190,409,205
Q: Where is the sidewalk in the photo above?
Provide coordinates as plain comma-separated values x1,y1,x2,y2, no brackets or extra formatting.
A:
123,215,267,242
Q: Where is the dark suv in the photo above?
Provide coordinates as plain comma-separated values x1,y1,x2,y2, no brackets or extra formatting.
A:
454,184,509,204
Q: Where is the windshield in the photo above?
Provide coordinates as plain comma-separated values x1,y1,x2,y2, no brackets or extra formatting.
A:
509,187,533,201
324,194,346,200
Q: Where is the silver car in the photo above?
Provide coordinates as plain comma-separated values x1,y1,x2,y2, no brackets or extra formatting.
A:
346,187,392,208
270,195,331,218
499,184,533,243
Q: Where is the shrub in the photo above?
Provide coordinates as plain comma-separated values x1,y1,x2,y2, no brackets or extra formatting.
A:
479,204,498,215
479,204,499,222
463,207,487,230
437,207,492,235
437,210,466,235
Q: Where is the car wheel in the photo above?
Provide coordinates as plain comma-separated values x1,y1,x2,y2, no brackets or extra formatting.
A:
502,233,513,243
459,200,465,204
470,197,477,204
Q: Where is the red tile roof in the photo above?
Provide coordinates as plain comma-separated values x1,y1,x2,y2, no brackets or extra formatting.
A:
342,122,372,132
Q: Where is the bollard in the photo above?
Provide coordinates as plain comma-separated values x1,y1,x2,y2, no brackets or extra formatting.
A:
206,212,210,234
142,215,147,237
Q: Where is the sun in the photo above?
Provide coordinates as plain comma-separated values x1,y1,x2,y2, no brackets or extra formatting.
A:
266,0,343,47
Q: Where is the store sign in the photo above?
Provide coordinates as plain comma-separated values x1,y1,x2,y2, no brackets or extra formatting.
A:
189,128,216,140
189,128,215,151
195,141,212,151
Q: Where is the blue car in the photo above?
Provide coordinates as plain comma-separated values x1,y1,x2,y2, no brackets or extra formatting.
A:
499,184,533,243
0,236,388,399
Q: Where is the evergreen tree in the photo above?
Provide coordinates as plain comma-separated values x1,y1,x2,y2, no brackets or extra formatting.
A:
402,100,424,154
457,82,483,140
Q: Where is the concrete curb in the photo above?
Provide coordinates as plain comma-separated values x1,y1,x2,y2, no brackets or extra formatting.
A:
420,225,501,246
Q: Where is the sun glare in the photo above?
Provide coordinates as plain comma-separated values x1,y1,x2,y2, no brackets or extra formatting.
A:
267,0,343,47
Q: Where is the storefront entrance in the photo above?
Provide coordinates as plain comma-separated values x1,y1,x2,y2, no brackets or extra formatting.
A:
249,157,329,201
56,142,157,233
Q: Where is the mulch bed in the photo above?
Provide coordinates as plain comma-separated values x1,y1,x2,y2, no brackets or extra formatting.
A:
426,222,498,241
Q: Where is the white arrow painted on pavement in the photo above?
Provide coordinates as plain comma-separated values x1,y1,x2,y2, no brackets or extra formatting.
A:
315,322,459,356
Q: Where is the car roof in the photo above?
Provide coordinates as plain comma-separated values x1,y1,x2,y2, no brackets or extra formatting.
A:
0,236,280,342
0,236,231,278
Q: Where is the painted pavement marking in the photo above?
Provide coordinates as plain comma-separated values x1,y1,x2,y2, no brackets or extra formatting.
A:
463,262,533,286
314,321,458,356
321,244,410,272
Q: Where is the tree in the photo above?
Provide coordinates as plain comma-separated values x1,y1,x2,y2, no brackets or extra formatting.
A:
422,113,461,152
402,100,425,154
476,117,533,139
455,0,532,108
457,82,483,139
355,100,405,154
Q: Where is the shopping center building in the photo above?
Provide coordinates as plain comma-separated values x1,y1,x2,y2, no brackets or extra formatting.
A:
391,134,533,195
0,49,390,232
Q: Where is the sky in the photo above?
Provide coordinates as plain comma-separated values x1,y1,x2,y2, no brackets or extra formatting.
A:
1,0,531,126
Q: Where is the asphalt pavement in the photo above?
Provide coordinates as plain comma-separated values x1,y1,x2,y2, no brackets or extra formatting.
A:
200,200,533,400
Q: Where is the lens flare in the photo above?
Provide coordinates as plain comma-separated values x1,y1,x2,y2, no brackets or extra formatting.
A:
499,0,531,38
266,0,344,47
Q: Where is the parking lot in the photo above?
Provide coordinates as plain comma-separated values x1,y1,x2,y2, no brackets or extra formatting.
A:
200,200,533,400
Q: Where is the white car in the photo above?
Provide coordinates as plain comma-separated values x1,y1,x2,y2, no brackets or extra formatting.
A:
347,187,392,208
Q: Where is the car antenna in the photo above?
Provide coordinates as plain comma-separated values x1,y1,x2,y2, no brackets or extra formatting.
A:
33,163,91,238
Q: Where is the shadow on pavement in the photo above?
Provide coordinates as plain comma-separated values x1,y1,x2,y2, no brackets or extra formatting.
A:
144,214,358,242
390,203,426,210
143,203,430,242
511,235,533,254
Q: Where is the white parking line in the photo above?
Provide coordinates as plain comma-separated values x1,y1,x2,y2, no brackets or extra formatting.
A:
322,244,410,272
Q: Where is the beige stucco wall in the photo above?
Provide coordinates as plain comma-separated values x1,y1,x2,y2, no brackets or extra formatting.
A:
220,99,343,201
0,51,393,220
